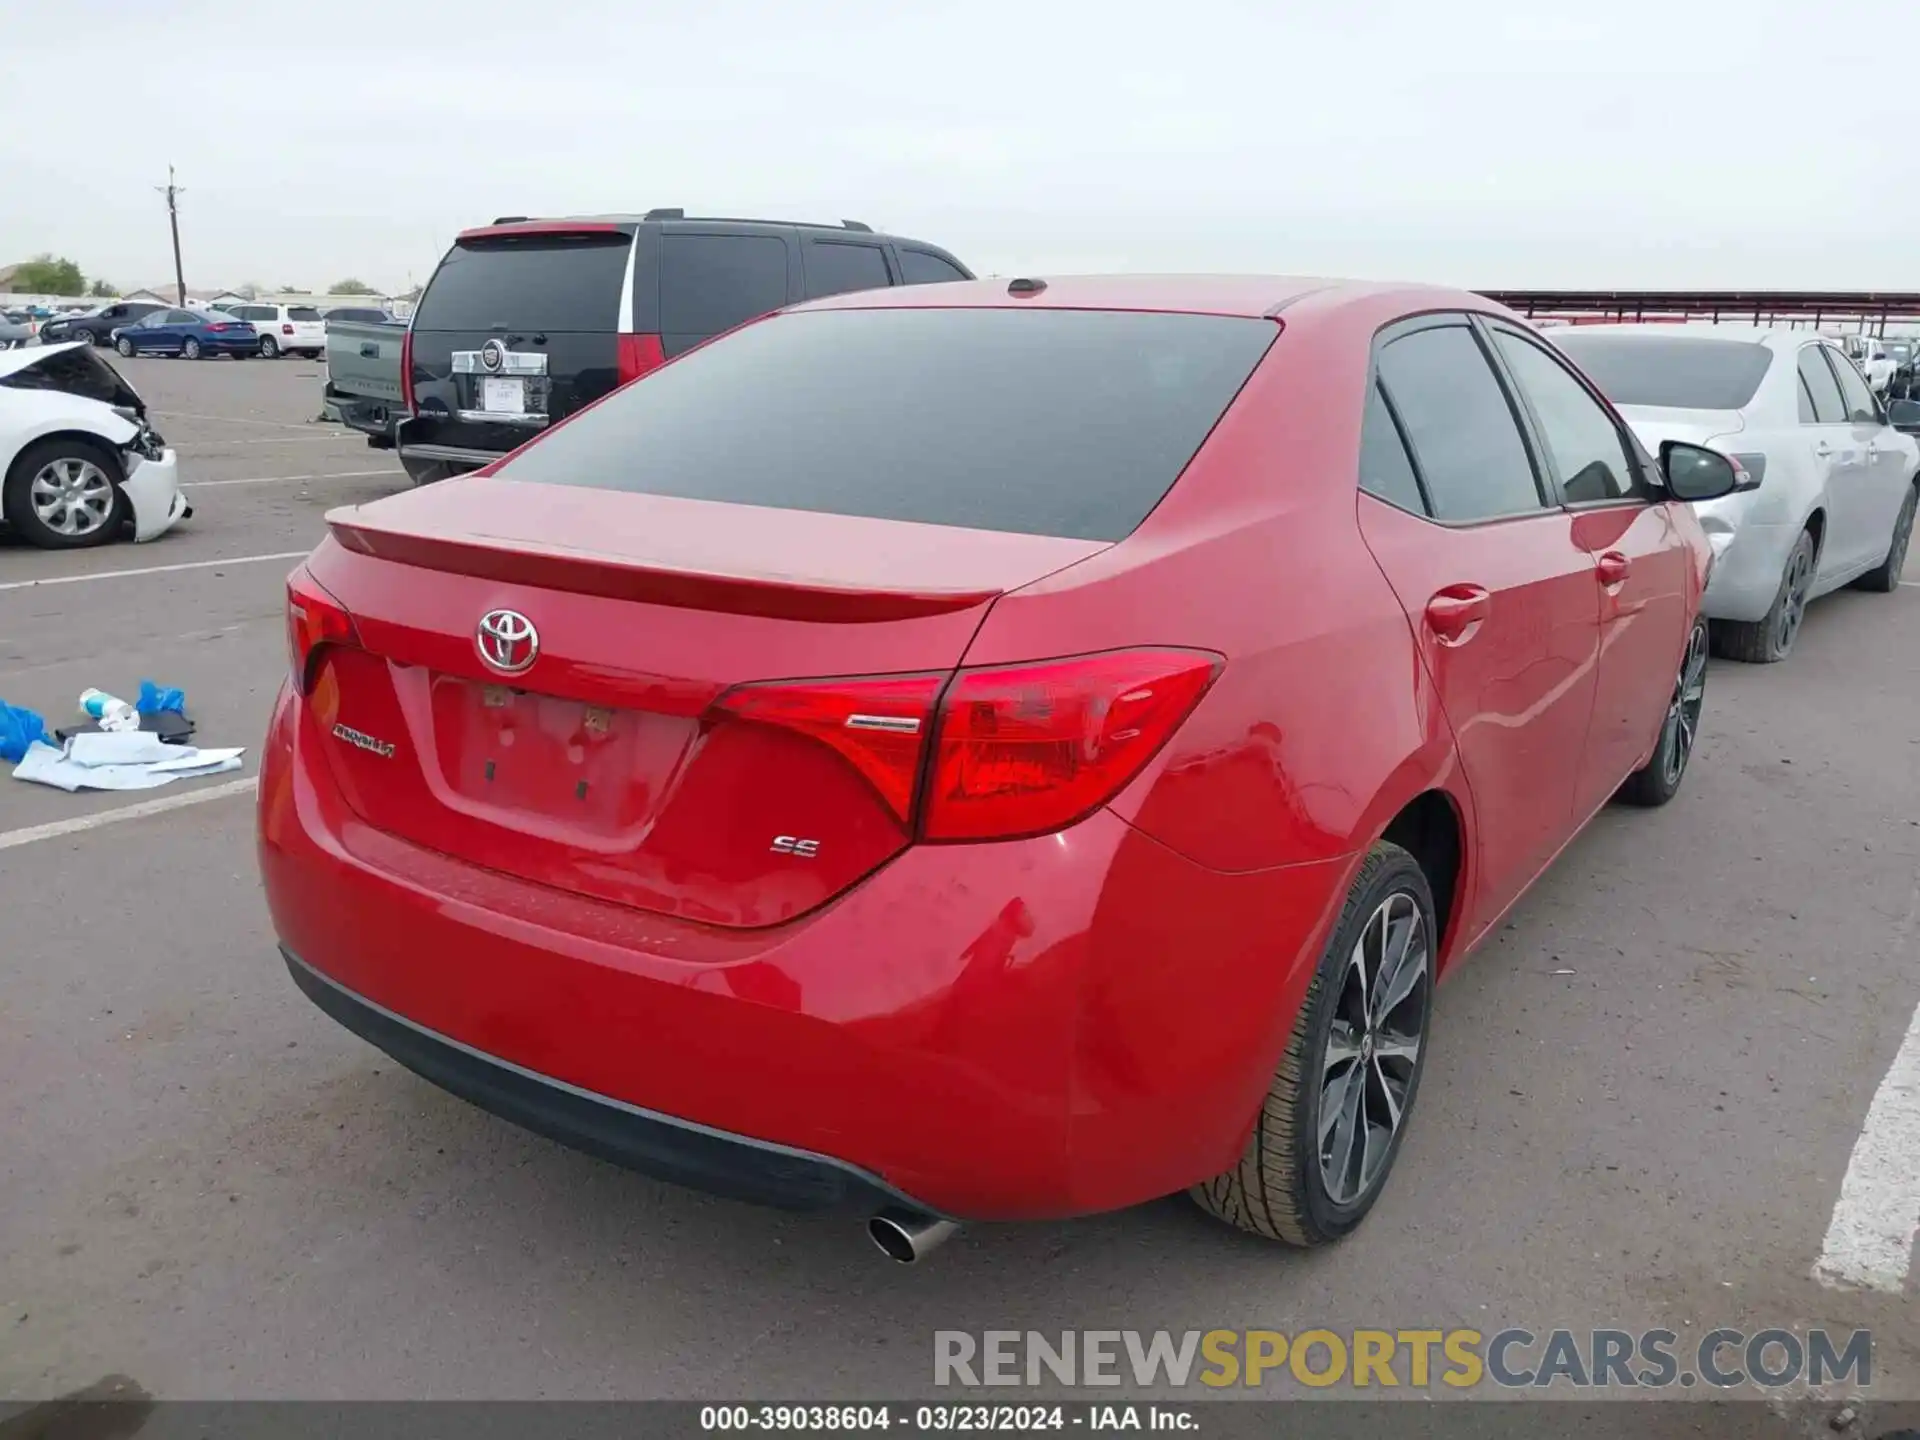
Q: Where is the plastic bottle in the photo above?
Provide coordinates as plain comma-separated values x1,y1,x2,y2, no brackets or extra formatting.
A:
79,688,141,733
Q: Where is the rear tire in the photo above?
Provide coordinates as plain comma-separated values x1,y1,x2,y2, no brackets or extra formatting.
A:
1711,528,1815,664
259,335,280,358
1189,842,1435,1247
1852,484,1916,593
1618,618,1708,808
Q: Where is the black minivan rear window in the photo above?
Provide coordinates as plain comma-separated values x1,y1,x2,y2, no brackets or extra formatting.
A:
414,235,630,333
489,307,1277,541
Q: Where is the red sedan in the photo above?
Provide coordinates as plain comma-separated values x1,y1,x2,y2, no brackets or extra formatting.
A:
259,276,1744,1260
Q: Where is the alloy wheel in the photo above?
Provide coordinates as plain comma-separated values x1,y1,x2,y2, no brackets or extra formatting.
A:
29,457,115,538
1319,890,1429,1206
1661,624,1709,787
1776,545,1813,655
1889,490,1916,583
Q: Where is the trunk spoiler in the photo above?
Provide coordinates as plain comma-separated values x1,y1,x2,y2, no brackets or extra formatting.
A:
324,482,1107,624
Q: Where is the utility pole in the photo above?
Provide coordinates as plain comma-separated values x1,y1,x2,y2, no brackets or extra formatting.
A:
156,165,186,304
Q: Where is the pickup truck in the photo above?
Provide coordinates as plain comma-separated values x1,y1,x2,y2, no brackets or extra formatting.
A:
320,317,407,446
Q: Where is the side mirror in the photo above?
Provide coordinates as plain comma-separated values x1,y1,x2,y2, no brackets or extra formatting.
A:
1660,441,1745,501
1889,398,1920,434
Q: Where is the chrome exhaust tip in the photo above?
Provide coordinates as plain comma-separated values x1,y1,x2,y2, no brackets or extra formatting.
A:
868,1207,960,1264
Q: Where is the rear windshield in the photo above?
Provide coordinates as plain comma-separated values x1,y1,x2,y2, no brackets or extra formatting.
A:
1552,334,1774,410
289,306,322,321
488,307,1277,541
414,235,630,333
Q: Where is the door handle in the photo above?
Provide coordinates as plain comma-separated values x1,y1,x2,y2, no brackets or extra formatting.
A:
1813,441,1835,457
1425,585,1491,645
1597,551,1632,586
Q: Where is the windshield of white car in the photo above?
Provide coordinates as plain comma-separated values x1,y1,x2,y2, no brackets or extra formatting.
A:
1552,335,1774,410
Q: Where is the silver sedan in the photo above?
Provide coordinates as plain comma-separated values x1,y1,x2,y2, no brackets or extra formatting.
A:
1551,325,1919,663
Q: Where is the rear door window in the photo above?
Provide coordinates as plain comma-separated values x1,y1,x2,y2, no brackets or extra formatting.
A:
659,233,791,352
803,241,893,299
1359,382,1428,515
898,250,970,285
489,307,1278,541
415,235,630,333
1376,323,1545,522
1797,348,1847,423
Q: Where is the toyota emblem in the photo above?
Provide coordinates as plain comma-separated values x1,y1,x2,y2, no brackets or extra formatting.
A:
480,339,506,373
476,609,539,674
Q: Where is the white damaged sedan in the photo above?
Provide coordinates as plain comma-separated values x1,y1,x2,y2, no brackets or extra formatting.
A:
0,341,190,548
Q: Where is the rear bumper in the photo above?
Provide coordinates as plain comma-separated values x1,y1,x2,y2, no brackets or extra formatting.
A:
282,946,936,1216
258,685,1351,1220
1700,517,1797,623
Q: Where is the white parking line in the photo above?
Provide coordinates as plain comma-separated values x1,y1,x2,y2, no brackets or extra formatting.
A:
0,550,308,591
187,435,364,448
0,777,258,852
152,410,321,431
187,468,400,489
1814,992,1920,1293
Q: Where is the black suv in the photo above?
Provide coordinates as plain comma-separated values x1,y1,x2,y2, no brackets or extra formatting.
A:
394,209,973,485
37,301,168,347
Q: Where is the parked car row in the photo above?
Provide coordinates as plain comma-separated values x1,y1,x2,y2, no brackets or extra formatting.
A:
258,266,1920,1264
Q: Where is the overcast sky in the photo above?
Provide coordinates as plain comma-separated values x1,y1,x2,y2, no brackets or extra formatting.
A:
3,0,1909,296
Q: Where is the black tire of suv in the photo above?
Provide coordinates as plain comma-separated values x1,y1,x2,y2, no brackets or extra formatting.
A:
1711,528,1816,664
1853,483,1917,594
1189,842,1436,1247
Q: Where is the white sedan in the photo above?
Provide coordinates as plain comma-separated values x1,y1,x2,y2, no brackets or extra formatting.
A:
1551,325,1919,663
0,341,190,549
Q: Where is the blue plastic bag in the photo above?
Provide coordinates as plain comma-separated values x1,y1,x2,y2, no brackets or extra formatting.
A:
136,680,186,716
0,699,47,763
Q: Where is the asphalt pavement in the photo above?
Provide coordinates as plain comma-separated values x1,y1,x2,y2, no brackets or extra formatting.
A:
0,355,1916,1434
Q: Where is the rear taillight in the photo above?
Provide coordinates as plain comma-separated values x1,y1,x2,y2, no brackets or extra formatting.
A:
282,323,295,335
715,672,944,824
617,333,666,386
400,327,415,413
286,566,358,691
712,648,1220,842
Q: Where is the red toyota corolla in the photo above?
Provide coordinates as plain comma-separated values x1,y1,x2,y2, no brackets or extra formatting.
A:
259,276,1745,1261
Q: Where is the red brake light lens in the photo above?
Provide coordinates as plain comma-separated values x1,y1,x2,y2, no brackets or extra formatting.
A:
711,649,1220,842
618,333,666,386
400,327,415,413
282,323,295,335
924,649,1221,841
286,566,358,691
713,672,944,824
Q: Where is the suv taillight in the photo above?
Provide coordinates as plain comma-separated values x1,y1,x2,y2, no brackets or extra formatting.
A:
712,648,1221,842
400,327,415,414
282,323,295,335
618,333,665,386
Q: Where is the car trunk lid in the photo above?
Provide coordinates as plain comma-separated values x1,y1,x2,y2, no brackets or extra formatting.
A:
298,479,1107,928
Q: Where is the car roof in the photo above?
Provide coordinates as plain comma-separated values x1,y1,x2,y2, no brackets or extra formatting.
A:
456,214,936,243
785,273,1487,321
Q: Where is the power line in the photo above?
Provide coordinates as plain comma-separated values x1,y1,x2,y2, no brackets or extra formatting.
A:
155,165,186,305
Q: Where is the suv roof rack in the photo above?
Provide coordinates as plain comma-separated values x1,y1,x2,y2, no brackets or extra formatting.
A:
640,208,875,233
